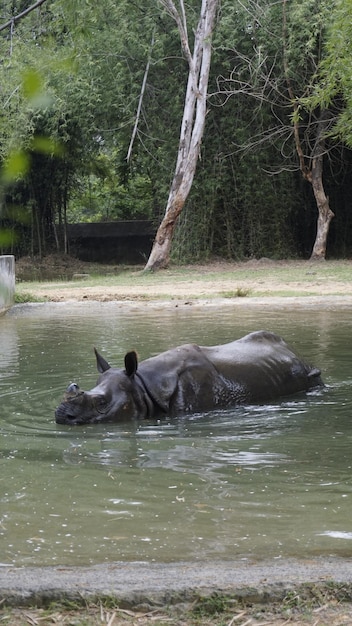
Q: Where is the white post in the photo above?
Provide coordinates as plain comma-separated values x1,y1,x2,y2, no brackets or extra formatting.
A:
0,255,15,315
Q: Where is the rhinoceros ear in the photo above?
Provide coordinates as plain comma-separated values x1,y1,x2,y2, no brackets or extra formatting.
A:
94,348,111,373
125,351,138,377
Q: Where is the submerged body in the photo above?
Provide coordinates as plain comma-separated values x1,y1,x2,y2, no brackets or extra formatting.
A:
55,330,323,425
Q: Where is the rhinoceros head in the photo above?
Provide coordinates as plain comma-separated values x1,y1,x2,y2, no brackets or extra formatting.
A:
55,349,146,425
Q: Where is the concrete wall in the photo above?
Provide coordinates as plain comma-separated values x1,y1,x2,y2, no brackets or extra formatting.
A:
66,221,155,264
0,255,15,315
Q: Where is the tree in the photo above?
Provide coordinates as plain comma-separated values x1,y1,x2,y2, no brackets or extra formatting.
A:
0,0,48,34
0,0,111,255
3,0,352,262
304,0,352,147
214,0,336,260
300,0,352,255
282,0,334,260
144,0,219,271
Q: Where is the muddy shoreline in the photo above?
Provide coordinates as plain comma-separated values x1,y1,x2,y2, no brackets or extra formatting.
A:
8,293,352,316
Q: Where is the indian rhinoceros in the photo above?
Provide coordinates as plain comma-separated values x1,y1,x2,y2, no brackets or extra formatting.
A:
55,330,323,425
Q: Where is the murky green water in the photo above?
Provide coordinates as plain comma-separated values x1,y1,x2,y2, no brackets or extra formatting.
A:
1,301,352,567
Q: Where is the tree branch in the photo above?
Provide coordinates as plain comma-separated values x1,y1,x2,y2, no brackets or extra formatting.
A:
0,0,48,33
158,0,193,68
282,0,311,181
126,32,155,163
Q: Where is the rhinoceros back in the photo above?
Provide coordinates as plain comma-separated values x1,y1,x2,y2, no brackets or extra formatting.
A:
200,330,322,403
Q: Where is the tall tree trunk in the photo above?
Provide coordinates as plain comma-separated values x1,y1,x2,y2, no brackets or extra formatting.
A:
287,102,334,261
309,152,334,260
144,0,219,271
308,111,334,260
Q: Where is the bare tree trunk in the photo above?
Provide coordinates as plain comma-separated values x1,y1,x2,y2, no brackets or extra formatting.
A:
144,0,219,271
309,153,334,260
307,111,334,260
289,106,334,260
35,206,42,258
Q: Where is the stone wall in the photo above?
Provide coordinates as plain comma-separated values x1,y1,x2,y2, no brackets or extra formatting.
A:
0,255,15,315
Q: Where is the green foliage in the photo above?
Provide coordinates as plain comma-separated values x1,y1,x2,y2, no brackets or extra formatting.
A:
0,0,182,254
68,170,153,222
0,1,108,253
0,0,351,260
191,593,230,617
304,0,352,146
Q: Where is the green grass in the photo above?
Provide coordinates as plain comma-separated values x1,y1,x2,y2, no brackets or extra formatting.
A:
220,287,251,298
14,291,45,303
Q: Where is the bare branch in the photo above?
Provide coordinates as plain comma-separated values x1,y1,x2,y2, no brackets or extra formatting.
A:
0,0,48,33
126,32,155,163
158,0,193,70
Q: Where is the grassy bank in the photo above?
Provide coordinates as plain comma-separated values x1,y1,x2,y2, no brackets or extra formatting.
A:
14,259,352,302
2,585,352,625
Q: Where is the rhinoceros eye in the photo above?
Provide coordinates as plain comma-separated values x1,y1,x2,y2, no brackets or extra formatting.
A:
95,397,108,413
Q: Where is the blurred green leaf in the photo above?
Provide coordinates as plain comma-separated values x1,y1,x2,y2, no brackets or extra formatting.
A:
1,151,30,183
31,136,64,156
21,69,52,108
22,69,43,99
0,229,17,246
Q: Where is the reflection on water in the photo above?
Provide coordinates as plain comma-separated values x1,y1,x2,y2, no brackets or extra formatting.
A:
1,302,352,566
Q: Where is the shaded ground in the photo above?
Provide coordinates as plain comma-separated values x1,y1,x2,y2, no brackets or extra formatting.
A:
15,253,111,282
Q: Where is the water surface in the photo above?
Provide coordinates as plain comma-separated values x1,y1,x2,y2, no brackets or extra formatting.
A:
1,301,351,566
